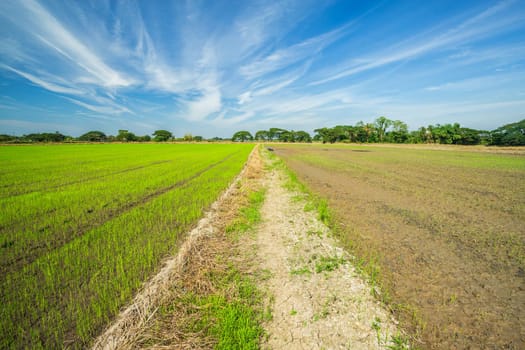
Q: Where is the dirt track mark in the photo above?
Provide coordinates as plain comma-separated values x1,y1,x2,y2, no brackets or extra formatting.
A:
256,156,401,349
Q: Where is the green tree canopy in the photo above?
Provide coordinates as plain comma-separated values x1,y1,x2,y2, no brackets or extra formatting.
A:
116,130,137,142
314,127,338,144
255,130,270,141
152,130,173,142
490,119,525,146
374,116,393,142
268,128,287,140
232,131,254,142
23,132,68,142
0,134,17,142
137,135,151,142
294,130,312,143
78,131,107,142
386,120,409,143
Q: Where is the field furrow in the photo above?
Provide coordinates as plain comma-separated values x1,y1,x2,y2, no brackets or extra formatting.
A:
0,151,240,278
0,159,174,199
0,143,253,349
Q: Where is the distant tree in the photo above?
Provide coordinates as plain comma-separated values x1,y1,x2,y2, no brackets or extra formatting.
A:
456,128,481,145
294,130,312,143
478,130,492,145
152,130,173,142
0,134,18,143
183,133,193,141
428,123,461,144
78,130,107,142
232,131,254,142
333,125,351,142
386,120,409,143
279,130,295,142
137,135,151,142
255,130,270,141
23,132,67,142
193,135,204,142
268,128,287,141
314,127,338,144
353,122,377,143
116,130,137,142
490,119,525,146
374,116,393,142
414,126,433,143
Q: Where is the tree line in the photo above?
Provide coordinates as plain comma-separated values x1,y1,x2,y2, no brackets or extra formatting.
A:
0,129,209,143
233,117,525,146
1,118,523,146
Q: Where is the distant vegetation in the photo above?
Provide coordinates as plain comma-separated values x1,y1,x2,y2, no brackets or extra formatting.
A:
0,118,523,146
250,118,524,146
0,129,207,144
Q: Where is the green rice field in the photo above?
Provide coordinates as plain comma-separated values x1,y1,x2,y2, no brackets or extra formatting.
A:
0,143,253,349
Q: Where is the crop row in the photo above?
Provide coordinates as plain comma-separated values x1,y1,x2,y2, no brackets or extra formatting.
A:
0,143,253,349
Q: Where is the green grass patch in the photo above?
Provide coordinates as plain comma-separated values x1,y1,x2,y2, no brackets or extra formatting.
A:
226,189,265,239
316,199,331,225
146,181,267,349
314,255,346,273
186,278,264,350
193,188,266,348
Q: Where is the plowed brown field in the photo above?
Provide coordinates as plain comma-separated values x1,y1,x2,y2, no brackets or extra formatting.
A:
274,143,525,349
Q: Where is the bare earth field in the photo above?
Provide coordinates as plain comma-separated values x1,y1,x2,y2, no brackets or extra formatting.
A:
274,143,525,349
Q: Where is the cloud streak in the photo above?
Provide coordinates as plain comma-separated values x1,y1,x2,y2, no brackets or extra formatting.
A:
19,0,133,88
310,1,524,85
1,64,83,95
240,21,353,79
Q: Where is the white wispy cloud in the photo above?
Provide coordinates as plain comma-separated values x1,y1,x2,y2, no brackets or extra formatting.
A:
211,110,255,126
0,37,35,64
240,22,352,79
64,97,131,115
235,2,282,52
310,1,524,85
237,61,312,105
18,0,133,88
1,64,83,95
184,86,222,121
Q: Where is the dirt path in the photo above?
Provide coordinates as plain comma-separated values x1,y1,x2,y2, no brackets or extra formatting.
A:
93,148,403,349
255,155,401,349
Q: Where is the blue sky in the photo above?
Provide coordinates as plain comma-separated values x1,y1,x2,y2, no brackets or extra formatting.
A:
0,0,524,138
